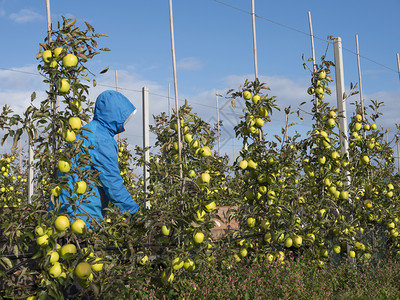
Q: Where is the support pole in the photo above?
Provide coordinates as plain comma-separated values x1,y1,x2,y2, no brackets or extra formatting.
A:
308,11,318,111
3,129,6,153
397,53,400,81
251,0,258,80
216,94,221,156
115,69,119,92
28,139,34,204
169,0,183,181
115,70,121,144
397,136,400,173
355,35,365,122
333,37,349,158
142,87,150,209
334,38,353,262
19,139,22,170
233,138,235,162
168,82,171,121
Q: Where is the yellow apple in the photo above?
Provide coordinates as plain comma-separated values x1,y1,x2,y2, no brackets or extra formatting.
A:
199,146,211,157
205,201,216,212
63,53,78,68
91,258,103,271
53,47,63,58
161,225,170,236
58,159,71,173
200,173,211,184
36,234,49,247
252,94,260,104
70,99,82,113
172,257,184,270
193,232,204,244
74,262,92,279
247,217,256,228
60,244,77,260
75,181,87,194
63,129,76,142
183,258,195,271
49,262,62,278
51,186,62,197
47,250,60,264
292,235,303,248
284,237,293,248
71,218,86,234
69,117,82,130
54,215,70,232
42,50,52,63
59,78,70,93
238,160,248,170
243,90,252,100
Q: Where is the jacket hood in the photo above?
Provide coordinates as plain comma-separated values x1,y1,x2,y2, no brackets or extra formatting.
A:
93,90,136,135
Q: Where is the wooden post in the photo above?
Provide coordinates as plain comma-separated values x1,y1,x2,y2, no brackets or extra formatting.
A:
216,94,221,156
142,87,150,209
308,11,318,111
115,70,121,145
251,0,258,80
396,136,400,173
355,35,365,122
3,129,6,153
397,53,400,80
333,37,349,157
168,82,171,121
233,138,235,161
169,0,183,181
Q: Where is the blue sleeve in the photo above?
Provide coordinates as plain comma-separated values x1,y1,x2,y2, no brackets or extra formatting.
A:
94,140,139,215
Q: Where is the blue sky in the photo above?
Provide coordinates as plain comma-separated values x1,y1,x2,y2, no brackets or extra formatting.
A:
1,0,400,163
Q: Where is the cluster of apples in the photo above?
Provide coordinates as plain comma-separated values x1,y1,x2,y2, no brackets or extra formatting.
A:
157,224,200,284
0,154,25,207
39,47,79,95
54,115,87,197
242,91,269,137
307,70,330,101
35,215,103,288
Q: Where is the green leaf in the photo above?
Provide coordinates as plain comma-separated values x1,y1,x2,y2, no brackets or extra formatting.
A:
1,257,13,268
100,67,109,74
31,92,36,102
13,245,19,258
99,48,111,51
274,135,282,142
64,18,77,29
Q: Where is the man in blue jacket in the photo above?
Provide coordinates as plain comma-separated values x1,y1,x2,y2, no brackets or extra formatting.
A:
57,90,140,227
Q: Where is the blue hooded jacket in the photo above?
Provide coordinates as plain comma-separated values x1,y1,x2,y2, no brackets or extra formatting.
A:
58,90,139,226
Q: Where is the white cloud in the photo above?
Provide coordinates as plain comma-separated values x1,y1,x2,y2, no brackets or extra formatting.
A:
9,9,44,24
2,64,400,163
177,57,202,71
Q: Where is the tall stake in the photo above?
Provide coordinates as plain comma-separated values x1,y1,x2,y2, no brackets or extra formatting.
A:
397,137,400,173
232,138,235,162
333,37,349,157
142,87,150,209
169,0,183,182
3,130,6,153
251,0,258,79
168,82,171,121
308,11,318,111
115,70,121,144
115,69,119,92
397,53,400,80
216,94,221,156
355,35,365,124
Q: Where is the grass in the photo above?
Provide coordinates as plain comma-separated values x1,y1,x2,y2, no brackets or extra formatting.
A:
119,253,400,300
